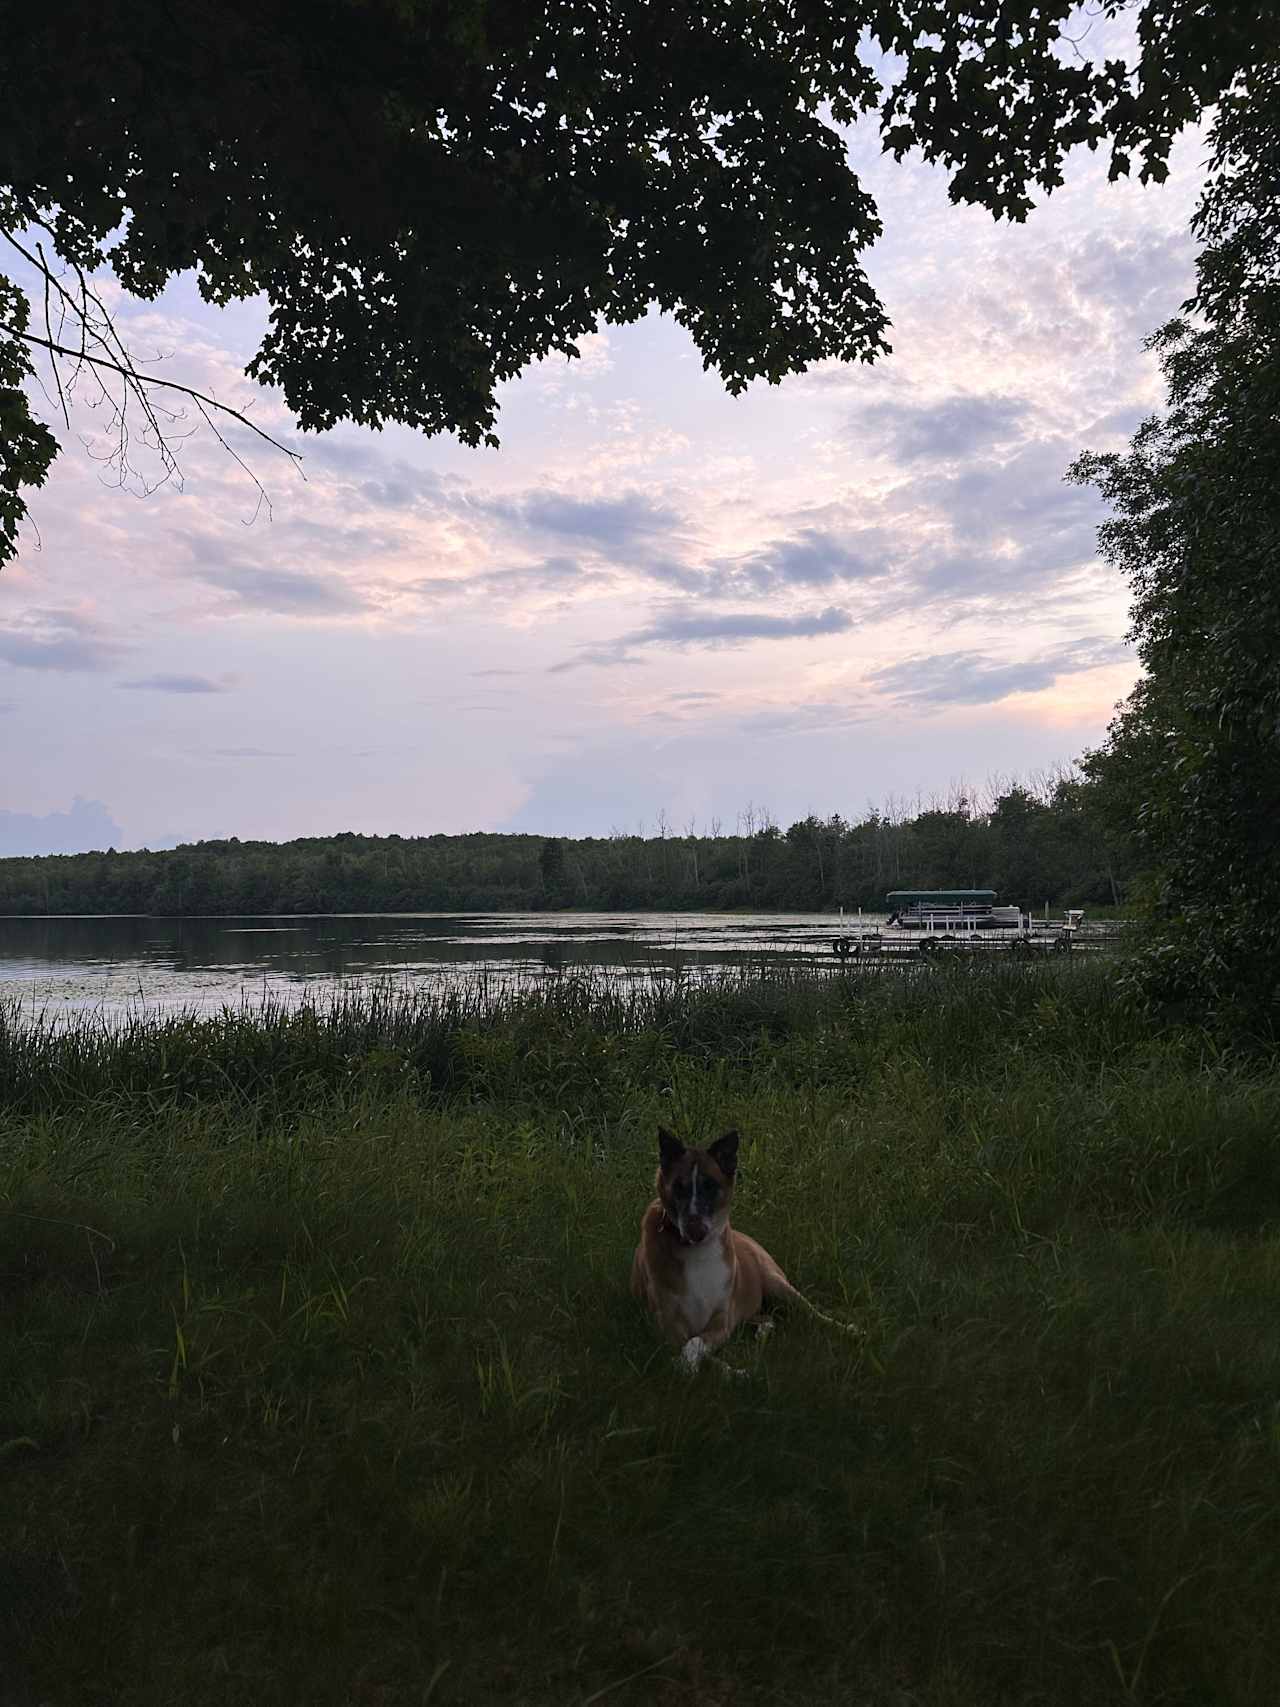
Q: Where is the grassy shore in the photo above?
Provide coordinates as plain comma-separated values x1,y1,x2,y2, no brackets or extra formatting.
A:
3,963,1279,1706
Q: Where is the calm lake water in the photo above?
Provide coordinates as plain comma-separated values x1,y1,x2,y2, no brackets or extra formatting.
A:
0,912,884,1021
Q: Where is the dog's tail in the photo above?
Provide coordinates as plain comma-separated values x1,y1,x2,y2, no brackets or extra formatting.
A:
769,1277,865,1342
793,1292,866,1340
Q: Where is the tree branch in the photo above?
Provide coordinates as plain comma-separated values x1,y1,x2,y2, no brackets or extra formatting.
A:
10,329,303,471
3,220,305,522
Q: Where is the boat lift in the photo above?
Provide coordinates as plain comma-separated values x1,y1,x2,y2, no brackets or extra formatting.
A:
831,890,1090,962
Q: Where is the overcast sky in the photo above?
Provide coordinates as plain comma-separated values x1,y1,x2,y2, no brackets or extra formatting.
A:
1,40,1206,854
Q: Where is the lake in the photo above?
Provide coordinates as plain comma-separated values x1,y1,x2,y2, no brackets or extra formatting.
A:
0,911,882,1021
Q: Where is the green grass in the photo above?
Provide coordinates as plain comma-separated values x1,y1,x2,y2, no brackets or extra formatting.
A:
2,962,1279,1705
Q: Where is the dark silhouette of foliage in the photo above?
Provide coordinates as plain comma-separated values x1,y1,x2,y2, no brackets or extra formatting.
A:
0,781,1126,917
1070,64,1280,1026
0,264,57,557
537,836,571,905
2,1,1274,560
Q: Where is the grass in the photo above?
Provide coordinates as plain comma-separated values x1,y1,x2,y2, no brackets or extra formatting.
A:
2,960,1279,1705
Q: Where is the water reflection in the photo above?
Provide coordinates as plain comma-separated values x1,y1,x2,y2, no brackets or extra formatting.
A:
0,911,881,1019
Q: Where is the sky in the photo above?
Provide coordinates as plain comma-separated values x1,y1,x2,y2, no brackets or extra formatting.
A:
1,34,1208,854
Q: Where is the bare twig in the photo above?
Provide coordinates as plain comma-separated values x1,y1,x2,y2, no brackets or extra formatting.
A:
35,239,70,429
2,224,305,517
12,333,301,467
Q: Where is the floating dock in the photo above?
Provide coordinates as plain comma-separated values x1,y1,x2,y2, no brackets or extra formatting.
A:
828,924,1122,964
829,891,1123,963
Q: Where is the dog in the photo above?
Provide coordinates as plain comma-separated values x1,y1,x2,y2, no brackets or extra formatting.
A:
630,1126,810,1373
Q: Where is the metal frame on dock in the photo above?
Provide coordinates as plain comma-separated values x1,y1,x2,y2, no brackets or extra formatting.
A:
831,891,1105,964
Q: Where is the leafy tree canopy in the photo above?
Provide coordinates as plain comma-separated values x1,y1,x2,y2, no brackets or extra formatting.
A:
1,1,1275,559
1070,62,1280,1028
0,779,1123,916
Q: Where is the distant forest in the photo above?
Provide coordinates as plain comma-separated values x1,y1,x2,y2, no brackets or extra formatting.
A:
0,778,1134,916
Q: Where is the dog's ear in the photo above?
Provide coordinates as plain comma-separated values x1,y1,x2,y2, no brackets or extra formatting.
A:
708,1129,740,1177
658,1128,685,1172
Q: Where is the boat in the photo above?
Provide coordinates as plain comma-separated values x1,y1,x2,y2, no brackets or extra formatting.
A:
830,891,1086,960
885,890,1023,931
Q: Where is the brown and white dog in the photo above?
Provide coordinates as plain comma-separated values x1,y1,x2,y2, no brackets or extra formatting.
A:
630,1127,804,1373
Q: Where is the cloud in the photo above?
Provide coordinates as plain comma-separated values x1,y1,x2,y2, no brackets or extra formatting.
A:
710,527,885,595
913,441,1103,598
294,434,388,480
664,426,1102,622
194,562,370,616
1069,229,1196,342
1080,401,1152,450
835,434,1111,614
553,604,854,671
0,609,127,673
290,435,449,491
118,673,232,694
630,606,854,646
501,757,667,836
352,467,457,513
856,394,1032,463
941,441,1099,546
869,638,1129,707
408,555,592,605
477,488,688,569
359,476,424,510
870,651,1060,706
742,700,869,736
214,747,292,758
0,795,125,857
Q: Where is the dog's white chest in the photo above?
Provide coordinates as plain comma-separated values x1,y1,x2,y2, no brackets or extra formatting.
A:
680,1241,732,1333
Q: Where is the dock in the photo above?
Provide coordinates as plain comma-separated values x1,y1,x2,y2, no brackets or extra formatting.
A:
828,892,1126,964
828,922,1124,964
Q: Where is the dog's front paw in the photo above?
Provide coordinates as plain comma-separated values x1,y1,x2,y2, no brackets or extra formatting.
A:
679,1336,708,1374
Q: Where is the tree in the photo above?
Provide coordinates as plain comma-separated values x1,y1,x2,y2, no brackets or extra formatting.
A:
987,788,1048,906
538,836,568,905
907,805,980,891
0,271,57,559
1069,63,1280,1026
3,0,1276,563
1075,680,1169,904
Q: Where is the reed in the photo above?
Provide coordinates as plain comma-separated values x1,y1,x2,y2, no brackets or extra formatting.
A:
0,957,1177,1120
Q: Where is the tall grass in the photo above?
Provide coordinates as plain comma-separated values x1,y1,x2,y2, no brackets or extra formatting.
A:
0,957,1203,1120
3,962,1278,1705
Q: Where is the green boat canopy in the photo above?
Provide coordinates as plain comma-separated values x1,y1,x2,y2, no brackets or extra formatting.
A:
885,890,998,905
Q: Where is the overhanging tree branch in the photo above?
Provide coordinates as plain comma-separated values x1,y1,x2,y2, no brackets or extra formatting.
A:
11,329,304,470
3,219,303,537
2,2,1276,565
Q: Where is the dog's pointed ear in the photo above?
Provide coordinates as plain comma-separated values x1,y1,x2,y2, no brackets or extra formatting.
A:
708,1129,740,1177
658,1128,685,1172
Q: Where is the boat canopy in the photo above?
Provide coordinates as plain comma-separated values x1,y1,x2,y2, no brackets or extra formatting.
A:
886,890,998,906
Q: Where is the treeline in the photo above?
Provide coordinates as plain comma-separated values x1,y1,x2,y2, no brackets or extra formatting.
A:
0,780,1131,916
